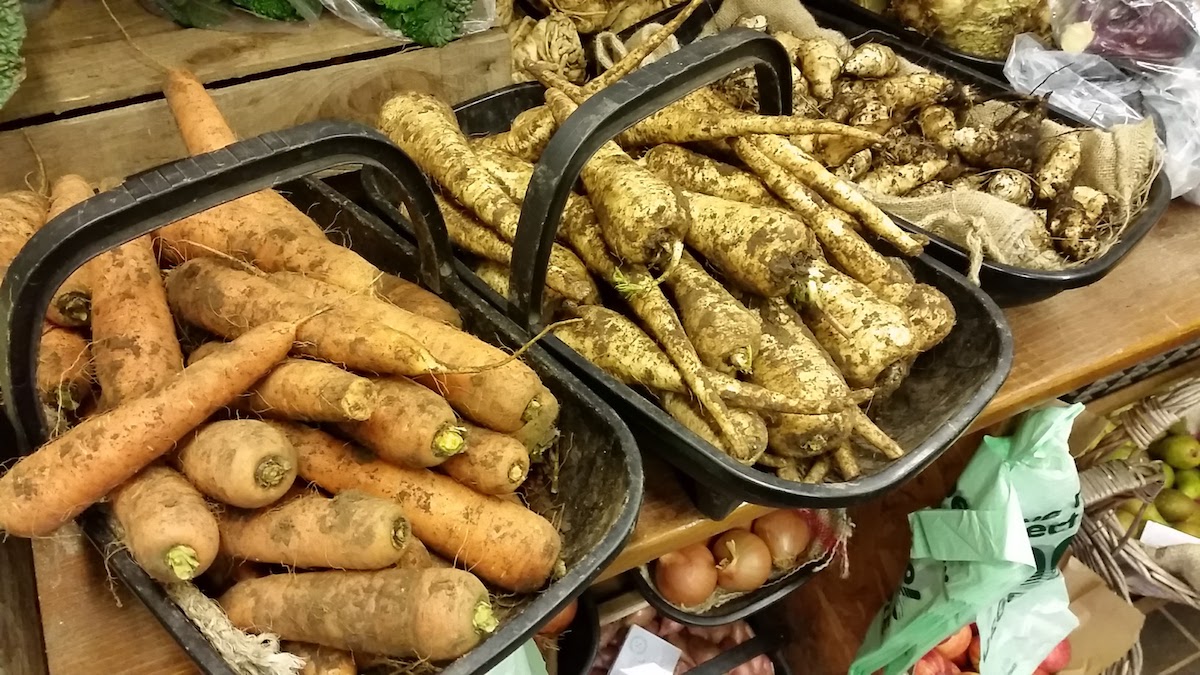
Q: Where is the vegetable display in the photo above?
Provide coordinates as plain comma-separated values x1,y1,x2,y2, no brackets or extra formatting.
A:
591,605,774,675
0,70,580,670
388,1,959,486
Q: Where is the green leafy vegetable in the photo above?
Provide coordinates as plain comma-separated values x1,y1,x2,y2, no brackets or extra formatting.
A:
0,0,25,110
376,0,474,47
230,0,305,21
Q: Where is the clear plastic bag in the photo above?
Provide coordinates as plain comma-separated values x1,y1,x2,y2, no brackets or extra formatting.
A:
318,0,495,46
1051,0,1199,65
139,0,323,31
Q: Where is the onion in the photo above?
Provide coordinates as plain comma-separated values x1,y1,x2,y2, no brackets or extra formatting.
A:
658,618,687,637
749,654,775,675
686,624,733,646
729,620,755,645
598,622,620,648
752,510,813,570
593,645,618,670
655,544,719,607
687,635,723,666
711,530,772,592
538,599,578,636
623,606,657,628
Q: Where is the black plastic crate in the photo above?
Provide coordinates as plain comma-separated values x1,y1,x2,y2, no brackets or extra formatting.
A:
0,122,644,675
364,30,1012,519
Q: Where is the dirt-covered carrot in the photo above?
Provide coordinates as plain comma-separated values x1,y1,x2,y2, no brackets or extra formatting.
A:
509,384,560,458
268,272,547,434
543,89,690,268
166,260,445,377
440,423,530,495
191,343,378,423
177,419,298,509
437,194,599,304
641,145,782,207
279,422,561,592
37,176,95,328
37,325,92,414
110,464,219,583
859,159,949,197
337,376,466,468
665,252,762,375
660,392,768,464
682,191,821,297
218,491,409,569
0,321,296,537
0,190,47,259
221,568,497,660
284,642,357,675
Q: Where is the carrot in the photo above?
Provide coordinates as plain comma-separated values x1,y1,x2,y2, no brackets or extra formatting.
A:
336,376,466,468
437,194,599,304
283,642,357,675
268,272,547,434
0,191,48,263
396,535,434,569
509,384,561,458
441,423,530,495
190,343,378,423
660,393,768,464
681,191,821,297
555,305,845,414
220,568,496,660
665,252,762,375
165,259,445,377
176,419,298,509
37,176,94,328
110,464,219,583
0,321,296,537
36,324,92,414
278,422,561,592
218,491,410,569
641,144,782,207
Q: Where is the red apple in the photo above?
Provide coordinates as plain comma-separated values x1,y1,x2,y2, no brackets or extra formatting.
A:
1033,669,1050,675
1039,638,1072,673
935,625,972,661
969,635,981,669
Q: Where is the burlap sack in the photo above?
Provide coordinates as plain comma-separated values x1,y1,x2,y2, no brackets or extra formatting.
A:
704,0,1162,279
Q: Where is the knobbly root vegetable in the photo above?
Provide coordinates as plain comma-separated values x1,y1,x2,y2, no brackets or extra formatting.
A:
682,191,820,297
191,344,377,423
220,568,496,660
111,465,219,583
832,442,861,480
803,457,831,483
986,169,1034,206
177,419,298,509
437,195,599,304
1036,132,1082,202
859,159,949,197
283,642,356,675
661,392,768,464
0,321,296,537
849,406,904,460
655,544,719,607
218,491,410,570
667,252,762,375
794,37,842,100
711,529,772,592
269,272,545,433
166,260,445,377
279,423,561,592
37,325,92,414
872,73,953,112
752,510,812,570
918,105,958,151
751,301,852,458
41,176,95,328
88,234,183,410
843,43,899,78
834,150,873,182
899,283,956,353
1048,186,1109,261
908,181,951,198
556,304,843,414
440,423,530,495
337,376,465,468
641,145,782,208
542,89,691,268
848,99,895,135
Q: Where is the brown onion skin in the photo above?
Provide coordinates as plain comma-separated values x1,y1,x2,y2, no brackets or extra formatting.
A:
752,510,813,570
655,543,719,607
711,529,772,592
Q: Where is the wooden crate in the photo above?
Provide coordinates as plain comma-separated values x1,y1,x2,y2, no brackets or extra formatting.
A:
0,0,512,190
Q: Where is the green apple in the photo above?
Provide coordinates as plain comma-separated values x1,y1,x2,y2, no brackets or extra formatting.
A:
1177,469,1200,500
1163,464,1177,489
1175,518,1200,539
1157,489,1200,522
1151,434,1200,470
1104,441,1138,462
1115,510,1144,537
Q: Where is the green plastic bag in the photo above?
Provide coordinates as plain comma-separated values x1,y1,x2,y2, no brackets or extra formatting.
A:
851,404,1084,675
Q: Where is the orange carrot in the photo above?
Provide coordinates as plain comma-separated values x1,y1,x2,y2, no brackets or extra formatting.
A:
176,419,298,509
110,464,219,583
277,422,561,593
40,176,95,328
283,642,357,675
336,376,466,468
0,190,48,271
440,424,530,495
0,321,296,537
36,324,92,415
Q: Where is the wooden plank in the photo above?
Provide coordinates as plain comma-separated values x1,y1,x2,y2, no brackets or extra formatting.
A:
0,537,46,675
4,0,402,122
0,29,509,190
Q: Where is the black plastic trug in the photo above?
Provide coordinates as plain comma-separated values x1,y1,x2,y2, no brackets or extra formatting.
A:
0,122,644,675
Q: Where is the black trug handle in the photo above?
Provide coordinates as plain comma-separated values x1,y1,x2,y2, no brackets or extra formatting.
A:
508,27,794,330
0,121,453,451
688,633,776,675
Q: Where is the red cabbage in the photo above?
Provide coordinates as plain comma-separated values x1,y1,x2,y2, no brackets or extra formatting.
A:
1081,0,1196,63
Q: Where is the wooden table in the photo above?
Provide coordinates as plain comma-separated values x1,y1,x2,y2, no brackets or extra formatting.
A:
25,200,1200,674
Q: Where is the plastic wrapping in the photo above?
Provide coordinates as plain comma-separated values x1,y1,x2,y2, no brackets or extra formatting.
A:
318,0,495,46
138,0,323,30
1006,30,1200,200
1052,0,1198,65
